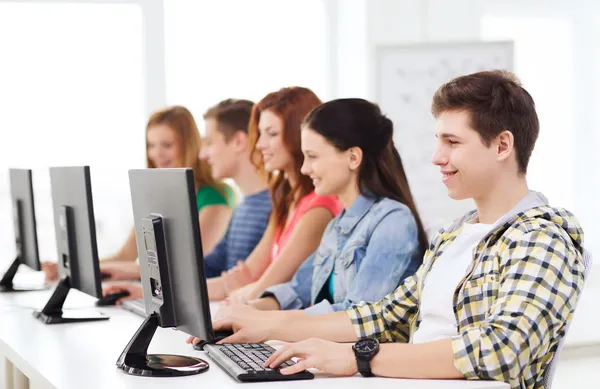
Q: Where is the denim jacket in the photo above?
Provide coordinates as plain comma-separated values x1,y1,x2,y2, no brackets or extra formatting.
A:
262,192,422,315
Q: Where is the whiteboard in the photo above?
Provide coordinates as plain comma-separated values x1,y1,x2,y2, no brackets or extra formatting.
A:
375,41,513,233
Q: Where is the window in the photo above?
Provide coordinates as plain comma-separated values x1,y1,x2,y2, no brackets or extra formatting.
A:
164,0,329,128
0,2,145,260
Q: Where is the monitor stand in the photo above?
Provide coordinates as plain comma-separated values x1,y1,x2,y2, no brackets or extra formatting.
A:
32,276,109,324
0,256,46,292
117,313,209,377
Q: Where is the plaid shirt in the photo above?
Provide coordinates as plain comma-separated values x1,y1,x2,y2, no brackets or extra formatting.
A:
347,198,586,389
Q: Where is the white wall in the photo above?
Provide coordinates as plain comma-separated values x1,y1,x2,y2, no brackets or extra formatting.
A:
329,0,600,263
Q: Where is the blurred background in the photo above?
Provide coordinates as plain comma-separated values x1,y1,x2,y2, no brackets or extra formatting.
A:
0,0,598,279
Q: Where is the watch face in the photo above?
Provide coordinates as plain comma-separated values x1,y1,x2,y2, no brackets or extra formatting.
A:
355,339,378,355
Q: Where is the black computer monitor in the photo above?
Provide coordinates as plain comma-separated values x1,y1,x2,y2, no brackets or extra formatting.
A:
33,166,108,324
116,168,212,377
0,169,43,292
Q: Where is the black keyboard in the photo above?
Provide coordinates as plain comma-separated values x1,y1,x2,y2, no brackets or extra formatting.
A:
204,343,314,382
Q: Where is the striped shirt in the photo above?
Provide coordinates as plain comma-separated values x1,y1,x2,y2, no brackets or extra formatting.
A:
203,189,271,277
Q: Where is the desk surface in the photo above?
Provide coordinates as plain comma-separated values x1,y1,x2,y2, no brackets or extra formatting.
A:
0,288,509,389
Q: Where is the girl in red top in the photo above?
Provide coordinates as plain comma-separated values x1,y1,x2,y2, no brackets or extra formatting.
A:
207,87,342,301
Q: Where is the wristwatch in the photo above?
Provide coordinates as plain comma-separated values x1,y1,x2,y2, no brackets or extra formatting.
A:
352,338,379,377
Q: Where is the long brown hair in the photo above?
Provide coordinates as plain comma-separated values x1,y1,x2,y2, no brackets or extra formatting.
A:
146,106,224,194
247,87,322,228
303,98,428,259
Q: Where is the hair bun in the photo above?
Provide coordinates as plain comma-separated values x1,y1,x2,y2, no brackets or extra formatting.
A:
372,115,393,153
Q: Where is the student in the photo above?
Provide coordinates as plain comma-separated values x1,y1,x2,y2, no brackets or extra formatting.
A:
200,99,272,277
102,99,272,301
236,98,427,313
104,87,342,303
208,87,343,301
42,106,234,281
198,71,587,389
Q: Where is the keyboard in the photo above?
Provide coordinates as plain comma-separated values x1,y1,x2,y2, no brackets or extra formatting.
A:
120,298,146,317
204,343,314,382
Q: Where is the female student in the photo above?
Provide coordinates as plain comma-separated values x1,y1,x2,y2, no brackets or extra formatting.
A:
42,106,234,281
229,98,428,312
102,89,340,304
206,87,343,301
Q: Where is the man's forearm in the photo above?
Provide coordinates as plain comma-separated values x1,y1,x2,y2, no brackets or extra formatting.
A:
271,310,358,343
371,339,464,379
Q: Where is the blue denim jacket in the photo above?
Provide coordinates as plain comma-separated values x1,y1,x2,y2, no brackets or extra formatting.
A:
262,192,422,315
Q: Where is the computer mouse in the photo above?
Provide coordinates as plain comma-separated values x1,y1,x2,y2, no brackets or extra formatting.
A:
96,291,130,306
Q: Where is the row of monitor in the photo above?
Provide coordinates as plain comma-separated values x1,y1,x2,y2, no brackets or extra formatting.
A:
1,167,228,377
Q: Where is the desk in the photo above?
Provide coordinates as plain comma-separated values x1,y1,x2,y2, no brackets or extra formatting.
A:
0,288,508,389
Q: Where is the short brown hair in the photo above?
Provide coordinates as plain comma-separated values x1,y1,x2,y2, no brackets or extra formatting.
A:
431,70,539,174
203,99,254,140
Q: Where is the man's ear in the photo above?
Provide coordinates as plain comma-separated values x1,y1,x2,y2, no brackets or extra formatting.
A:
495,130,514,163
231,131,248,152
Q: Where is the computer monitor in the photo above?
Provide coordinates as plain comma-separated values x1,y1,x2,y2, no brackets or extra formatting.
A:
116,168,213,377
0,169,44,292
33,166,109,324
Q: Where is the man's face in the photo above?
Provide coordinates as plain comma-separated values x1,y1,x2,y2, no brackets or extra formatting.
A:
432,110,501,201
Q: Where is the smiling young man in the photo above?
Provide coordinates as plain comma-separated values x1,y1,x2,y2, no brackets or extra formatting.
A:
205,71,588,389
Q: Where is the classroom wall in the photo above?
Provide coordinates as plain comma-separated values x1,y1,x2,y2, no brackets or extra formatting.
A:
329,0,600,276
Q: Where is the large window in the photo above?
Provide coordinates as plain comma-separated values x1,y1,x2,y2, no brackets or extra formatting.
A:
0,0,329,263
163,0,329,127
0,2,146,260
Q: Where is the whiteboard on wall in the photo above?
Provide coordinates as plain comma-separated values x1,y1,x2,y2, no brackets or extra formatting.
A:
375,41,513,234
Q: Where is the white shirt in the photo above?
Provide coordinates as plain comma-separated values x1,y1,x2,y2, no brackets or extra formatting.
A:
412,222,495,344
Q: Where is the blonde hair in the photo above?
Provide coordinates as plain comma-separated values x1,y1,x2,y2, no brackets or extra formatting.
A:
146,105,225,196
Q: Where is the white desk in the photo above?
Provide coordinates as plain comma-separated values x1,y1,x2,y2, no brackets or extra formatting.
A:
0,288,508,389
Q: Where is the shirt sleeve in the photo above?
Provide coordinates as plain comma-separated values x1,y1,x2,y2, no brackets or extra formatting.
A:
261,252,315,310
202,235,228,278
196,185,230,211
345,264,424,342
300,194,343,218
450,228,585,384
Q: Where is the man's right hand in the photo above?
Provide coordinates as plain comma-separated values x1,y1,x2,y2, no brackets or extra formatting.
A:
102,282,143,305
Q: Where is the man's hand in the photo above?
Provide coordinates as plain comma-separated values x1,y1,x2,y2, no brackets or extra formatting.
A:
102,282,143,305
266,338,358,376
41,261,59,281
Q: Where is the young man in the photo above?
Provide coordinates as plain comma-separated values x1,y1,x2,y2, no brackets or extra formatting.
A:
200,99,271,277
194,71,588,389
103,99,272,298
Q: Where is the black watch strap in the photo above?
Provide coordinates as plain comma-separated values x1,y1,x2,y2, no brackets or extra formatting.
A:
357,358,374,377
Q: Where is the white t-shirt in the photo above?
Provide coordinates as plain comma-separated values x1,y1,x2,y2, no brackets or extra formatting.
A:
411,222,495,344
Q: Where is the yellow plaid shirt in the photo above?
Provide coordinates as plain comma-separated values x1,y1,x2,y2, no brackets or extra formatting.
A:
347,205,586,389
